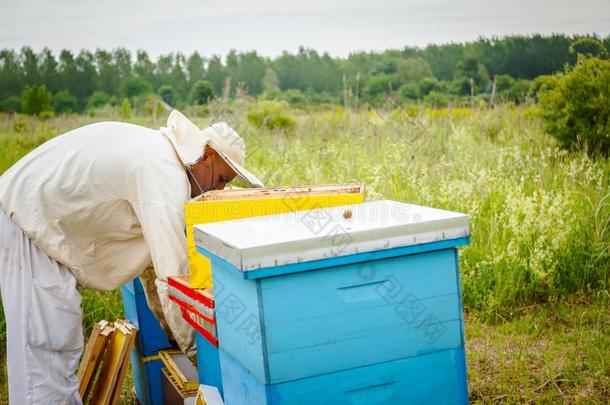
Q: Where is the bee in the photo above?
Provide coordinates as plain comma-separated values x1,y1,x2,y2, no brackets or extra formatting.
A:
343,209,352,219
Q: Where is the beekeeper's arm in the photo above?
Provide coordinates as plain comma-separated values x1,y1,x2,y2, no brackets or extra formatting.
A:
130,199,196,359
138,265,171,335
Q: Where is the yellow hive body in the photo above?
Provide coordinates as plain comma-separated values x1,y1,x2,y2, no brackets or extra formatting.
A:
184,184,365,288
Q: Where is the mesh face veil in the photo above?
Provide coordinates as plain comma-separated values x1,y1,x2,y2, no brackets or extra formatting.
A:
185,154,215,196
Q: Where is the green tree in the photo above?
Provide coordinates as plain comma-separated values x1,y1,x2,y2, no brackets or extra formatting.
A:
186,52,206,87
120,98,132,119
398,83,419,100
156,54,174,90
95,50,120,96
134,50,155,85
274,47,341,94
504,79,532,103
418,77,444,97
495,75,516,93
262,67,280,96
495,74,531,103
569,37,608,59
363,74,395,98
528,75,557,102
113,48,133,78
87,91,111,109
58,50,77,95
1,34,609,110
538,56,610,156
158,85,177,106
225,50,268,96
457,54,490,93
52,90,78,113
280,89,305,105
20,47,41,87
22,84,52,115
475,34,573,79
420,43,465,81
449,77,471,96
0,50,22,100
73,50,97,107
170,53,189,100
423,91,449,107
40,48,60,93
395,57,434,85
206,55,226,96
189,80,214,105
0,96,22,113
120,76,152,99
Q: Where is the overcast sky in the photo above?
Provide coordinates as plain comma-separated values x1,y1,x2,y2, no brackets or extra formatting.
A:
1,0,609,58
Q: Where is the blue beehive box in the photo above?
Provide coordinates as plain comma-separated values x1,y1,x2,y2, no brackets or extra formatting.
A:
196,332,224,398
121,278,173,405
129,349,165,405
121,278,172,357
195,200,471,404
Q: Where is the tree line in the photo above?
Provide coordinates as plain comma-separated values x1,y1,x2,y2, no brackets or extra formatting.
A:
1,33,608,114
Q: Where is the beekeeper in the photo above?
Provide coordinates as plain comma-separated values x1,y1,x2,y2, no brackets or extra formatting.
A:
0,110,263,404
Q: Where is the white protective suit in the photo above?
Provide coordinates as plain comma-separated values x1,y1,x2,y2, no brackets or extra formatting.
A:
0,121,196,404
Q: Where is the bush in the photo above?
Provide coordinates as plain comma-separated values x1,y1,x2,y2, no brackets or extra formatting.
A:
395,58,434,85
495,75,516,93
528,75,557,102
120,98,132,119
418,77,444,97
363,74,395,98
280,89,306,106
504,79,532,104
189,80,214,105
538,56,610,156
423,91,449,108
39,110,55,120
22,85,52,116
158,85,177,106
449,78,471,96
52,90,78,113
144,93,165,117
398,83,419,100
247,100,296,132
0,96,22,113
87,91,111,109
120,76,152,99
569,37,608,59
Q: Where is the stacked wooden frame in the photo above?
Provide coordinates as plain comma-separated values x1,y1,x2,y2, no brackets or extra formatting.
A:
77,319,138,405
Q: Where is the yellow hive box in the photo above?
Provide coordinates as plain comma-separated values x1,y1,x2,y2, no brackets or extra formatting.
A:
184,184,365,288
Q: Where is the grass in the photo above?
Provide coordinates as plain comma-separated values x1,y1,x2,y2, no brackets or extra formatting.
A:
0,102,608,403
466,292,610,403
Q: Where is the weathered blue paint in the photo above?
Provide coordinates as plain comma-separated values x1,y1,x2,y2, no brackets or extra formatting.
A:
121,279,172,405
121,279,172,356
196,332,224,398
128,350,165,405
208,243,468,380
219,346,469,405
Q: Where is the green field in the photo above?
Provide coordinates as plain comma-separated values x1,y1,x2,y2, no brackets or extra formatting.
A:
0,103,609,403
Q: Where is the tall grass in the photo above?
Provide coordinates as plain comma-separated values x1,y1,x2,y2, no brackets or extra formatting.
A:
0,103,608,324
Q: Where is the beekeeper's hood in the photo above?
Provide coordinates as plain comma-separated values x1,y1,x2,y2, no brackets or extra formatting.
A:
160,110,264,188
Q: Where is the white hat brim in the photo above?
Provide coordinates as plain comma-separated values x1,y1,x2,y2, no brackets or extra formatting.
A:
161,110,209,165
162,110,263,187
211,144,264,188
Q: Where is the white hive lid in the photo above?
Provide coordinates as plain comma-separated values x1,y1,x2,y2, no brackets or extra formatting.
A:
194,200,469,271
